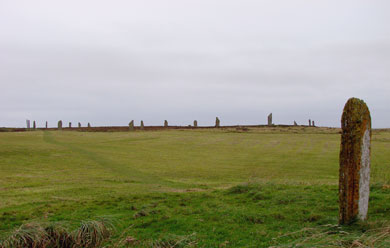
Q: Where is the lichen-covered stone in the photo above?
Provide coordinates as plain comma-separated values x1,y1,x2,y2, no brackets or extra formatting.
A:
58,120,62,130
164,120,168,127
268,113,272,126
129,120,134,131
339,97,371,225
140,121,144,130
215,117,220,127
194,120,198,127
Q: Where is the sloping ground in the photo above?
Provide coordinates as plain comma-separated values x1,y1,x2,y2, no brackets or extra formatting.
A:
0,127,389,247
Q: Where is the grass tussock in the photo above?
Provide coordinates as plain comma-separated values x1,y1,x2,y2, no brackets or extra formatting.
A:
0,218,113,248
271,221,390,247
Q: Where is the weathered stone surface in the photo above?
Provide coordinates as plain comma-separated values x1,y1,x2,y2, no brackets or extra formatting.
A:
312,121,315,127
194,120,198,127
26,120,30,129
164,120,168,127
46,121,48,129
58,120,62,130
308,119,311,126
78,122,81,128
69,122,72,128
294,121,298,126
215,117,220,127
268,113,272,126
129,120,134,131
88,123,91,128
339,97,371,224
140,120,144,130
33,121,36,129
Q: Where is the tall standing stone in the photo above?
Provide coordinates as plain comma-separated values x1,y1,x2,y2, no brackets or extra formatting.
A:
312,121,315,127
294,121,298,126
46,121,48,129
215,117,220,127
69,122,72,128
58,120,62,130
33,121,36,129
140,120,144,130
88,122,91,128
78,122,81,128
267,113,272,126
164,120,168,127
194,120,198,127
339,98,371,224
308,119,312,126
129,120,134,131
26,120,30,129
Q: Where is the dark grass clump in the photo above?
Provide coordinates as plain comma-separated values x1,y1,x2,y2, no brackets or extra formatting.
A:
0,218,113,248
72,219,113,248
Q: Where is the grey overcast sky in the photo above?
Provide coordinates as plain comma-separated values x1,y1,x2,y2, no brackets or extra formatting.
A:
1,0,389,128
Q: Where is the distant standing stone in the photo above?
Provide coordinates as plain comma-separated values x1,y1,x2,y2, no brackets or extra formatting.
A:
33,121,36,129
140,120,144,130
88,123,91,128
129,120,134,131
69,122,72,128
339,98,371,224
78,122,81,128
164,120,168,127
308,119,311,126
46,121,48,129
58,120,62,130
268,113,272,126
194,120,198,127
215,117,220,127
312,121,315,127
294,121,298,126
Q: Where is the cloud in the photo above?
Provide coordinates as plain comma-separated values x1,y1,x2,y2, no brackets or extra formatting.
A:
0,0,389,127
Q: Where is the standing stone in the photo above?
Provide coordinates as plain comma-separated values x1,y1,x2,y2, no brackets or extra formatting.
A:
194,120,198,127
88,123,91,128
129,120,134,131
215,117,220,127
78,122,81,128
26,120,30,129
46,121,48,129
58,120,62,130
33,121,36,129
294,121,298,126
339,98,371,224
140,120,144,130
267,113,272,126
308,119,312,126
164,120,168,127
312,121,315,127
69,122,72,128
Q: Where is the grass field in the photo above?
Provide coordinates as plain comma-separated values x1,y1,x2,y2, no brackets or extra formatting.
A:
1,127,390,247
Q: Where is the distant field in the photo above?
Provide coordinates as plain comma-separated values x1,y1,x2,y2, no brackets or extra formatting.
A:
1,127,390,247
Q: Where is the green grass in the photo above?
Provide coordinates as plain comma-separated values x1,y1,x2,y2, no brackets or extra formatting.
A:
1,127,390,247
